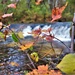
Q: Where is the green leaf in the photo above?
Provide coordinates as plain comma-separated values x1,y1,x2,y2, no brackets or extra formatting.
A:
0,32,5,38
11,33,19,42
29,46,33,51
57,53,75,74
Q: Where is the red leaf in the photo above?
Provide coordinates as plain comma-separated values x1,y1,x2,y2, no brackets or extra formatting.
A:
51,2,68,22
45,35,54,41
28,28,41,38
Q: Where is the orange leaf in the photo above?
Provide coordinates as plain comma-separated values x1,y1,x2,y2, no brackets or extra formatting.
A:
51,7,62,22
51,15,62,22
26,65,62,75
49,70,62,75
59,2,68,14
19,42,34,51
51,2,68,22
37,65,48,74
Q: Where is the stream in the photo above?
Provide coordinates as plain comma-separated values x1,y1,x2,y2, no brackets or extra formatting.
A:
0,22,72,75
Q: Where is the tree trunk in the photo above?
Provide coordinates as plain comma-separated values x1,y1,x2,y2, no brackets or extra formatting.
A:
26,0,31,9
55,0,59,7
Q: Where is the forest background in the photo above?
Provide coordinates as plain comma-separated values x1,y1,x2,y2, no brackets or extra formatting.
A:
0,0,75,24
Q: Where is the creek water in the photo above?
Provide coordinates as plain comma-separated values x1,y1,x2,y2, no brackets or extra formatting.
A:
0,22,72,75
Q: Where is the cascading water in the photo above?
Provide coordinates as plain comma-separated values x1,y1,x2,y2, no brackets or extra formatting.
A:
19,22,71,53
22,22,72,41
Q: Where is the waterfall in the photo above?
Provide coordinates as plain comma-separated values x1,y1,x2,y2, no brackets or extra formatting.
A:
22,22,72,41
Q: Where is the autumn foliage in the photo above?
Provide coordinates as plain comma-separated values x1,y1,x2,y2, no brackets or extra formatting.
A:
19,42,34,51
26,65,62,75
51,2,68,22
28,27,54,41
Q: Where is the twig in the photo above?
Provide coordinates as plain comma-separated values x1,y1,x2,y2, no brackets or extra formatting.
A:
54,36,71,52
50,41,56,56
26,64,33,70
25,51,36,69
4,25,22,45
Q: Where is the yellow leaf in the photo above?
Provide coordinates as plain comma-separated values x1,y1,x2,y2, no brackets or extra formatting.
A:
17,31,24,39
30,52,39,62
19,42,34,51
57,53,75,74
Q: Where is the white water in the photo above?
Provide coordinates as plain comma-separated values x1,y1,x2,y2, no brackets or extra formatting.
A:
22,24,71,42
23,26,32,37
51,25,71,41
